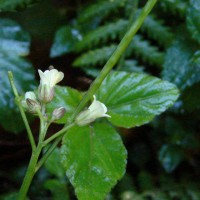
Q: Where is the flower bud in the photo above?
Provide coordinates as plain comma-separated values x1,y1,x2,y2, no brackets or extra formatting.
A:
75,95,110,126
52,107,66,121
22,91,41,114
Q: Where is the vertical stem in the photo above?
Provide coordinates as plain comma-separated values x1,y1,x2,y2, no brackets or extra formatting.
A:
117,0,139,70
8,71,36,151
18,109,47,199
71,0,157,121
18,142,43,200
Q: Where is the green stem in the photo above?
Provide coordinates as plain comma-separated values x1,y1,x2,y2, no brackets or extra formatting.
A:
8,71,36,151
35,137,61,172
36,123,75,172
18,142,43,200
43,123,75,146
17,107,48,199
117,0,139,70
71,0,157,121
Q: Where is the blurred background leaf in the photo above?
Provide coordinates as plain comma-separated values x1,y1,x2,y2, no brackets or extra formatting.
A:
0,18,35,133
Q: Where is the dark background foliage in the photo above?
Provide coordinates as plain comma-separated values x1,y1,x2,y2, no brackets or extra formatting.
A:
0,0,200,199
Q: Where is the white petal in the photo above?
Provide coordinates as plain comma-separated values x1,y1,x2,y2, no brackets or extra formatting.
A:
103,114,111,118
38,68,64,87
38,69,49,85
25,91,37,101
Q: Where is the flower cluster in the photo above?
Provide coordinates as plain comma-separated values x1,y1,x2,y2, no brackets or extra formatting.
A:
22,67,65,121
22,67,110,125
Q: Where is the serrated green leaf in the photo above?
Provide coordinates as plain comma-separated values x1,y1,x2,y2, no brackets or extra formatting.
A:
44,179,69,200
118,60,145,73
50,26,82,58
46,86,83,124
60,123,127,200
127,35,164,67
0,0,38,11
162,37,200,90
159,145,184,173
141,14,174,47
96,71,179,128
0,19,35,133
187,0,200,44
75,19,128,52
73,45,116,67
77,0,126,23
159,0,188,17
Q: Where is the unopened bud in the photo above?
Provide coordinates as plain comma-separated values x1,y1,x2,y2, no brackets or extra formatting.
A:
22,91,41,114
26,98,41,114
52,107,66,121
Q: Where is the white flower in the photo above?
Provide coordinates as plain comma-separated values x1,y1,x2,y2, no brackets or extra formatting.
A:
38,68,64,88
75,95,111,126
38,68,64,103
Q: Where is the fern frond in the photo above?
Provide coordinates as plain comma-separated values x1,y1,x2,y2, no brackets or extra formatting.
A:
118,59,145,73
78,0,126,23
141,14,174,48
127,35,164,67
75,19,128,52
82,67,101,78
159,0,189,17
73,45,117,67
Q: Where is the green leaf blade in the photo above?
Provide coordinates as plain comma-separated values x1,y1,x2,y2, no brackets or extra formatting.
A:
60,123,127,200
162,37,200,90
0,19,31,56
96,71,179,128
0,19,35,133
46,86,83,124
50,26,82,58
